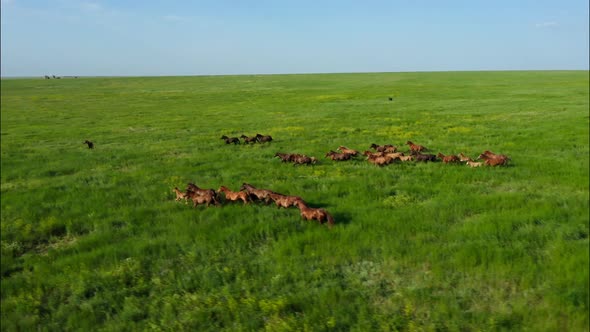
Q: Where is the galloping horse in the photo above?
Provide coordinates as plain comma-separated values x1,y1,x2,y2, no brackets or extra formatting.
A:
293,200,334,228
240,183,275,204
217,186,250,205
221,135,240,144
406,141,427,152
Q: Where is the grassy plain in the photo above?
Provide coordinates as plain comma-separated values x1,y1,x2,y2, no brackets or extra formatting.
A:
1,71,589,331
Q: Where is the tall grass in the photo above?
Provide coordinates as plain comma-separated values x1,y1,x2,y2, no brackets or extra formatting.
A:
1,71,589,331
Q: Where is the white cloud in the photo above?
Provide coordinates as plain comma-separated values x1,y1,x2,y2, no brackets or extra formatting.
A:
535,22,558,28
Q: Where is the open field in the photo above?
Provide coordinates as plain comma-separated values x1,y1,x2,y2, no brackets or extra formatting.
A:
1,71,589,331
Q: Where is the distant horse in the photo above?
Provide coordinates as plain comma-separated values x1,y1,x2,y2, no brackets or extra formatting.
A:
220,135,240,144
255,133,273,143
84,140,94,149
337,146,359,156
240,135,258,144
477,153,509,166
292,154,317,165
325,150,352,161
275,152,294,163
411,151,437,162
370,144,397,153
406,141,427,152
367,154,395,166
437,153,460,164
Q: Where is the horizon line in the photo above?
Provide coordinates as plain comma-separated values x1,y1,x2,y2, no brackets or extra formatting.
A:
1,68,589,79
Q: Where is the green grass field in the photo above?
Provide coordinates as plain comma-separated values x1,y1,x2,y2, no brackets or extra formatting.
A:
1,71,589,331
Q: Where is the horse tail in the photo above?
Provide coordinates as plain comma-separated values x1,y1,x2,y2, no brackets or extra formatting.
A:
326,212,334,228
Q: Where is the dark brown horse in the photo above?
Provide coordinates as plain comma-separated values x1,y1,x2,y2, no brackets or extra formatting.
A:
240,135,258,144
221,135,240,144
411,151,437,162
256,133,273,143
274,152,294,163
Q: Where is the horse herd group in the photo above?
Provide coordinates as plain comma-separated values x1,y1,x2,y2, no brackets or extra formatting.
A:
221,133,273,145
173,182,334,228
274,140,511,167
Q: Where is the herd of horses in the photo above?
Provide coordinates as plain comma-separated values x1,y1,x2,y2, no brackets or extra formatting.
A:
221,134,510,167
173,182,334,228
274,141,510,167
172,136,510,228
221,133,273,144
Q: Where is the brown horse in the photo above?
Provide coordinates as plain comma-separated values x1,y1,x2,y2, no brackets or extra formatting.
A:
186,183,219,203
275,152,294,163
268,193,304,209
221,135,240,144
337,146,359,156
240,135,258,144
325,150,352,161
437,153,461,164
292,154,317,165
256,133,273,143
217,186,250,205
370,143,397,153
240,183,275,203
367,154,395,166
406,141,427,152
188,190,217,207
481,150,510,162
294,200,334,228
478,153,509,166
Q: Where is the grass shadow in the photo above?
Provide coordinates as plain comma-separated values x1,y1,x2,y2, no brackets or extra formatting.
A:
332,211,353,225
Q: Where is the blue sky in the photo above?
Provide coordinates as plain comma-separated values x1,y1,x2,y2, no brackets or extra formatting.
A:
1,0,588,76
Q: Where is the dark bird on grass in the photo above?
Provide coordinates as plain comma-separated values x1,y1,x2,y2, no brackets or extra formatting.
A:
84,140,94,149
